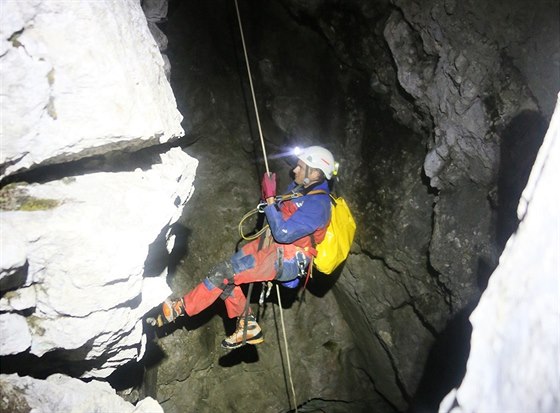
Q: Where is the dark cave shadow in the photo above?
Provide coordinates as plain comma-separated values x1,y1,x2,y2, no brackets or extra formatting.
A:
127,302,231,396
475,256,496,295
143,222,192,279
106,333,167,393
167,223,192,278
105,308,219,397
408,304,475,413
0,138,194,188
108,299,252,394
0,338,114,380
218,344,261,367
0,261,29,298
228,0,272,181
494,109,547,251
305,261,345,298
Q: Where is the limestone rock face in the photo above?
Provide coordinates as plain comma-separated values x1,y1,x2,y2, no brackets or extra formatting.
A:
0,373,163,413
2,0,554,411
0,0,183,179
1,3,190,413
0,148,197,377
439,94,560,413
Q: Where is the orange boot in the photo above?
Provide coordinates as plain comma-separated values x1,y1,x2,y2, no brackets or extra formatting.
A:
147,298,185,327
221,314,264,349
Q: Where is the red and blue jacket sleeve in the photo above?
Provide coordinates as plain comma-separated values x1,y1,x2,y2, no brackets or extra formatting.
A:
263,185,331,244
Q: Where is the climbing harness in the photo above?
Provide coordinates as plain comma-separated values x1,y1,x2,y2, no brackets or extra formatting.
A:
234,0,298,410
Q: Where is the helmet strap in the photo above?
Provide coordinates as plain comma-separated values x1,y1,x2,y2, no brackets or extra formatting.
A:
303,164,310,186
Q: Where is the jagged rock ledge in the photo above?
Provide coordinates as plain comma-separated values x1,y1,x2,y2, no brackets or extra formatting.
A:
1,0,190,411
0,147,197,378
0,373,163,413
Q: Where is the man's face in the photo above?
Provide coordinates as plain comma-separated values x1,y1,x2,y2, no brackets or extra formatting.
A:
293,160,308,185
293,160,322,186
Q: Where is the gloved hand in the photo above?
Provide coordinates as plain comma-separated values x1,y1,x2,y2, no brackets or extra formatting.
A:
261,172,276,200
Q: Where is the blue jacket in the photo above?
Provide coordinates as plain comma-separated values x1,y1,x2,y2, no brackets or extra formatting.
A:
264,180,331,244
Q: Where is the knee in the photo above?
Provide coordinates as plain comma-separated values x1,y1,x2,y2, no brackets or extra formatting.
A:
206,261,235,289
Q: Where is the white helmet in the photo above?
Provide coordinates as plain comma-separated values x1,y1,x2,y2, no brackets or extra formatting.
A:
296,146,338,179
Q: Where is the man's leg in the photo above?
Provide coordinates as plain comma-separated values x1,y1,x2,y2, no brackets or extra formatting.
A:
182,261,237,315
150,240,281,350
223,241,278,317
149,261,236,326
219,242,280,349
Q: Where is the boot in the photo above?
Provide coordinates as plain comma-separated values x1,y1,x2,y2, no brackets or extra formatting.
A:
147,298,185,327
221,313,264,349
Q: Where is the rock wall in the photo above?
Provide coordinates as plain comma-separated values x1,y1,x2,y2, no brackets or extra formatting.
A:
440,94,560,413
1,149,196,377
0,0,183,178
1,0,192,410
3,0,553,411
153,0,557,411
1,373,163,413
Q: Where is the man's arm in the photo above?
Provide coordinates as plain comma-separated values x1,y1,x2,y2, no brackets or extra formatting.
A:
264,197,330,243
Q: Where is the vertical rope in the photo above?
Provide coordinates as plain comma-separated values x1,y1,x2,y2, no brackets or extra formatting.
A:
234,2,297,410
233,0,270,175
276,284,298,412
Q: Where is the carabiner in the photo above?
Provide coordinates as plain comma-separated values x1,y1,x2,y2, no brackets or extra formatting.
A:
257,202,268,213
295,250,307,278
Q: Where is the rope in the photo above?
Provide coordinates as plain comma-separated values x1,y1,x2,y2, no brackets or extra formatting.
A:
234,2,297,411
276,283,298,412
241,282,254,346
233,0,270,175
238,207,269,241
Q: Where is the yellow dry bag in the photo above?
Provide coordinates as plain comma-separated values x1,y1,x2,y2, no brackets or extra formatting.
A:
314,195,356,274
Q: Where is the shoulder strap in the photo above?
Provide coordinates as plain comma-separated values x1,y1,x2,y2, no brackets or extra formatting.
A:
306,189,327,196
308,190,337,206
276,188,328,202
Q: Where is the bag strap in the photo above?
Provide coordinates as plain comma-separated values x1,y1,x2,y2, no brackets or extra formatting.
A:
309,232,317,248
308,190,338,206
275,187,329,202
305,190,338,249
305,189,327,196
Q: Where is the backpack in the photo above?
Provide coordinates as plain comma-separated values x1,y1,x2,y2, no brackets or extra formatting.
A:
310,193,356,274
